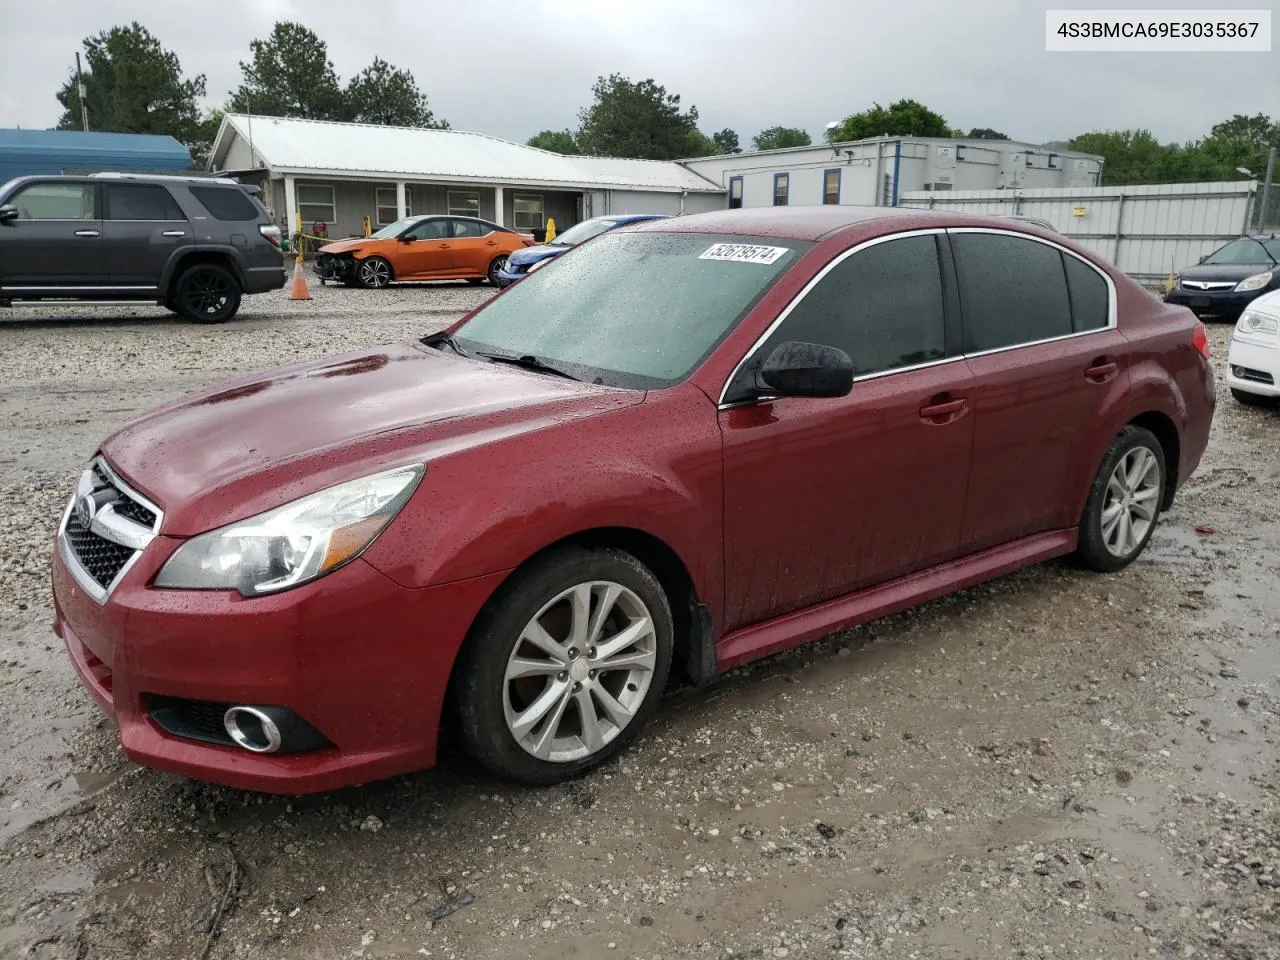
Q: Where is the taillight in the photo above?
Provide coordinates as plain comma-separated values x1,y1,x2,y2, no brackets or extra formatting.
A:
258,224,282,248
1192,321,1210,360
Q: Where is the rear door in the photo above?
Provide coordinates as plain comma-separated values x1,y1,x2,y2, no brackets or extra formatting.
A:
948,228,1129,552
449,218,502,277
100,182,190,286
396,217,452,278
0,180,103,288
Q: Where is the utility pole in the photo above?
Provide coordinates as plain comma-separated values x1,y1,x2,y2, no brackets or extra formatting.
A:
74,52,89,131
1260,145,1276,233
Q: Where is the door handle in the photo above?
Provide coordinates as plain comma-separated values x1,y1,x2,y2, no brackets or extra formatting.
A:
74,229,99,237
439,243,451,249
485,240,497,246
161,230,185,237
1085,358,1118,382
919,397,968,423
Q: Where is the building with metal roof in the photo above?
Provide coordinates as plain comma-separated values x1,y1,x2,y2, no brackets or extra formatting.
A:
208,114,725,240
0,129,192,182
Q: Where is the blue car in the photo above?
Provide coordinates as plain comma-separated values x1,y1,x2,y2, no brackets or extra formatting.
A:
494,214,668,286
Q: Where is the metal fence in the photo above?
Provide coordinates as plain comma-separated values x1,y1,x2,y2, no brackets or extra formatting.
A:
898,181,1257,284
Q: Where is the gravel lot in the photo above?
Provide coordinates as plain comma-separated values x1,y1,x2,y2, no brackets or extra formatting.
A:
1,285,1277,960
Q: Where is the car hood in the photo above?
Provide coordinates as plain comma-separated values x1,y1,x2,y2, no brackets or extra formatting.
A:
1179,262,1275,282
509,244,568,266
317,237,378,255
100,344,640,535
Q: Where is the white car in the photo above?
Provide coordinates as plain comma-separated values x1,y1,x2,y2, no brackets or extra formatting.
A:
1227,288,1280,407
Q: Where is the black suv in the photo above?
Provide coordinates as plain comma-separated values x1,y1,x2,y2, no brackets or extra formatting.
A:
0,172,286,323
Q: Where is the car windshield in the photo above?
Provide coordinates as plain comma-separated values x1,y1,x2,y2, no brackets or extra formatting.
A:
550,218,620,246
1202,237,1280,265
453,231,812,389
370,216,424,240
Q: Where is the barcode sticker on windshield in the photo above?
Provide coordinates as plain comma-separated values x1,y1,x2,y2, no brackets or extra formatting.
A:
699,243,790,265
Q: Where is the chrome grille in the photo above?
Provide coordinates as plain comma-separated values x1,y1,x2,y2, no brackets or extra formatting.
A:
57,457,162,603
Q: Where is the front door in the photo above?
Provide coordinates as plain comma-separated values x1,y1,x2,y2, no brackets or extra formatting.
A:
719,232,973,632
946,228,1131,552
397,217,453,278
100,181,191,286
0,180,103,288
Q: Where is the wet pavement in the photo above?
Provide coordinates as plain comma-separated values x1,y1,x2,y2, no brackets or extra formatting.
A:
0,295,1276,959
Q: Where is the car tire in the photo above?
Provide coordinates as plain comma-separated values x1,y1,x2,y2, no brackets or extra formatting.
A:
453,546,674,785
1231,387,1280,408
173,263,241,324
1074,425,1167,573
487,256,509,287
357,256,393,289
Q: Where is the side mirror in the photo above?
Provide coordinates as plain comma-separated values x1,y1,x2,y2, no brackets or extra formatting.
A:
1198,255,1207,263
398,234,414,243
756,340,853,398
0,204,18,224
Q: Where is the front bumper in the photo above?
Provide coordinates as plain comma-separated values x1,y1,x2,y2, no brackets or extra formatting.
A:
1226,335,1280,397
1165,286,1267,316
51,540,507,794
314,254,357,282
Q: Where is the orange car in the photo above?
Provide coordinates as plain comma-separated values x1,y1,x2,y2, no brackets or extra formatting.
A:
314,215,533,288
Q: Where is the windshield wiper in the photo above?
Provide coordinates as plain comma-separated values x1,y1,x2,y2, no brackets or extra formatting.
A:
475,351,582,381
420,330,470,356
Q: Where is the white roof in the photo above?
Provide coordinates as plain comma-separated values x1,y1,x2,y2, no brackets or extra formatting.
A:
213,114,722,194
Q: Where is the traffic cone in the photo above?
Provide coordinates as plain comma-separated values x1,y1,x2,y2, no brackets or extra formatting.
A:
289,252,312,301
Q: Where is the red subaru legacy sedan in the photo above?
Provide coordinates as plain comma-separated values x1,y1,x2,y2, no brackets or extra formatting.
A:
51,207,1215,793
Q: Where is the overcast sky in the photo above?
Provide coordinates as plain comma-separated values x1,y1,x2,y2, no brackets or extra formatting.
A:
0,0,1274,146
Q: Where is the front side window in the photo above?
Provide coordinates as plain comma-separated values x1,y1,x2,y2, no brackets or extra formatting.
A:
105,183,186,221
296,183,335,224
9,182,95,220
773,173,789,206
751,234,947,381
951,232,1072,352
448,191,480,219
454,231,812,389
404,217,449,241
513,195,544,230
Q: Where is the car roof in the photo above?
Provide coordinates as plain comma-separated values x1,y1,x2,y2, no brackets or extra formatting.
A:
627,205,1051,242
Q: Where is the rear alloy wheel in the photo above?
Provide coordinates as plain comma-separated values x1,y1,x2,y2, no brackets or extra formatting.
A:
454,547,673,784
487,256,509,287
174,264,241,324
1075,425,1166,572
357,256,393,289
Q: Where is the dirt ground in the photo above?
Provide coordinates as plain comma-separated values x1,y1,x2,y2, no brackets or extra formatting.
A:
0,285,1277,960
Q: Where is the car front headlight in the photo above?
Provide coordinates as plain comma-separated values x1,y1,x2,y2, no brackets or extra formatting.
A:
154,464,423,596
1237,310,1280,336
1234,271,1274,292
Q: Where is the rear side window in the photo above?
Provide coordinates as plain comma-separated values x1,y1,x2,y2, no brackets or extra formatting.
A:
1062,253,1109,332
952,232,1072,352
105,183,186,221
189,185,260,221
759,234,947,377
452,219,491,238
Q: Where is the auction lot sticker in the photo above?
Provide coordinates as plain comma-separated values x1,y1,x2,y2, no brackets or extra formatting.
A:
699,243,791,265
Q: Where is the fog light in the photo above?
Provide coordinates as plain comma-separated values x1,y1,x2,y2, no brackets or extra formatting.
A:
224,705,283,753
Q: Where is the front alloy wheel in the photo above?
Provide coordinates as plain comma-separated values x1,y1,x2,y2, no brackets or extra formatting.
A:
454,546,673,784
358,257,392,289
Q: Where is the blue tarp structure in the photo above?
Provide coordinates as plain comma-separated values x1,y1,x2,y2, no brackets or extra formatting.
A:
0,129,192,181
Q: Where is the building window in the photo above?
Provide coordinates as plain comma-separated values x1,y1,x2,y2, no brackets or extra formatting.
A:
823,169,841,205
513,194,544,230
729,176,743,209
297,183,335,224
773,173,789,207
448,191,480,219
375,187,406,225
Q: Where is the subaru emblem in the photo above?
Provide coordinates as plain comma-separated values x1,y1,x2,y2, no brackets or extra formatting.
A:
75,493,97,529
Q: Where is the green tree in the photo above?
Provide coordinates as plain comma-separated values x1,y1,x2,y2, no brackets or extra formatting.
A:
344,57,447,127
751,126,812,151
1200,113,1278,177
1067,129,1208,185
967,127,1010,140
527,129,579,154
576,73,706,160
712,128,741,154
55,22,207,160
230,21,344,120
685,129,719,157
831,98,951,141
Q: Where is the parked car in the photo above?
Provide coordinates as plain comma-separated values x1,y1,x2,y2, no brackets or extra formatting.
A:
1226,287,1280,407
494,214,668,286
1164,234,1280,321
0,172,286,323
51,206,1214,793
314,214,533,288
